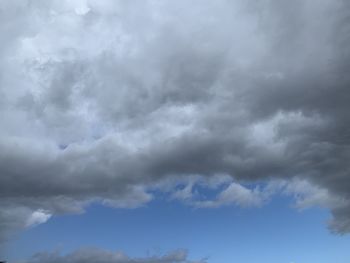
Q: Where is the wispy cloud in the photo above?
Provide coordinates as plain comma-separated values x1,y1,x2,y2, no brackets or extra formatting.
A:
16,248,207,263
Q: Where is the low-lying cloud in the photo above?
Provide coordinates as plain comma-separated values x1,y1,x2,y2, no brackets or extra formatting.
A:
1,0,350,248
18,248,206,263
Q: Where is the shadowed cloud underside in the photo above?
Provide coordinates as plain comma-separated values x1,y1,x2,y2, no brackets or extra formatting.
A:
1,0,350,260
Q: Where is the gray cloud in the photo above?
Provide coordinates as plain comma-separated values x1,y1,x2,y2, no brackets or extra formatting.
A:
1,0,350,247
17,248,206,263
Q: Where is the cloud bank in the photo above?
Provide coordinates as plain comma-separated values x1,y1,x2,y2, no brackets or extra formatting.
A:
1,0,350,246
17,248,206,263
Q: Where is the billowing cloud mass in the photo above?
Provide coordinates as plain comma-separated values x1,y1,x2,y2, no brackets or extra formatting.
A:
19,248,206,263
1,0,350,251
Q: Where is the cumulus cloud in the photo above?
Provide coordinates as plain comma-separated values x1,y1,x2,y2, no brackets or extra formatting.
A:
0,0,350,246
17,248,206,263
194,182,265,208
25,209,52,227
170,180,267,208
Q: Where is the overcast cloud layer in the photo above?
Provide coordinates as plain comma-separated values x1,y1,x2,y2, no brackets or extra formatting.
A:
1,0,350,252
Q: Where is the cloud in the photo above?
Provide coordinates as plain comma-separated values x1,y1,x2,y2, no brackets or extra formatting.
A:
18,248,206,263
25,210,52,227
281,179,350,233
0,0,350,244
171,180,267,208
194,182,265,208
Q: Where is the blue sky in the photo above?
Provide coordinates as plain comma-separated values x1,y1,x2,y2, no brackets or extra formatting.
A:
1,0,350,262
5,194,350,263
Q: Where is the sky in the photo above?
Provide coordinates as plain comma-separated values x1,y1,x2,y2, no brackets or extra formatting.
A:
0,0,350,262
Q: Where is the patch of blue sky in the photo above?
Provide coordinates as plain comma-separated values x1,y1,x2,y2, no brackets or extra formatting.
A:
5,192,350,263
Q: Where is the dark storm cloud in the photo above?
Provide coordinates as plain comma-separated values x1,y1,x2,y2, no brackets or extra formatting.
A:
1,0,350,246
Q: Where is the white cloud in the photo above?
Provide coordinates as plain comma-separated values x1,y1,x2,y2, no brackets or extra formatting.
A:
25,210,52,227
194,182,265,208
